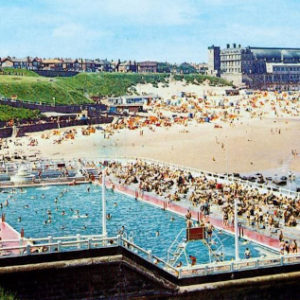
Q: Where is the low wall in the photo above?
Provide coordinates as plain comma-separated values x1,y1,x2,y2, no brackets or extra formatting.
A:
0,127,13,138
16,117,113,137
33,70,79,77
0,99,107,114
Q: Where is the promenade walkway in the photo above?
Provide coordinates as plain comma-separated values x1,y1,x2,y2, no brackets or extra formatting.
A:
0,219,25,256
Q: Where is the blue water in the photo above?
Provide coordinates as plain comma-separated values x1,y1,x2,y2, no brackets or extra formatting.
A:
0,185,275,264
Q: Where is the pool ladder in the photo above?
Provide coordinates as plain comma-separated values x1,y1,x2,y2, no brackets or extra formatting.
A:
167,228,189,266
202,231,225,263
167,228,225,266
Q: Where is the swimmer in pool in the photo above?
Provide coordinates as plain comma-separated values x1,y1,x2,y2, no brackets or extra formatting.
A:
156,230,160,237
61,210,66,216
87,187,90,193
114,202,118,207
18,216,21,222
54,197,58,203
170,217,175,221
4,200,9,207
24,205,29,209
61,226,65,230
106,213,112,220
0,203,3,209
41,194,45,199
82,225,87,230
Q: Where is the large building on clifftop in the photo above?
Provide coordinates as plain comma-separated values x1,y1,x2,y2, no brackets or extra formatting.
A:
208,44,300,89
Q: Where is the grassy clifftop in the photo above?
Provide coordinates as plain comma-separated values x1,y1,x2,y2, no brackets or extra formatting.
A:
0,104,40,121
0,69,231,105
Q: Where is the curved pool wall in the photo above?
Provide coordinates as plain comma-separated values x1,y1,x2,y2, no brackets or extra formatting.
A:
0,184,276,265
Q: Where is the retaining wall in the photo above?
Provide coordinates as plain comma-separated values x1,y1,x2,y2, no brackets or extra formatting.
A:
0,127,13,138
0,98,106,114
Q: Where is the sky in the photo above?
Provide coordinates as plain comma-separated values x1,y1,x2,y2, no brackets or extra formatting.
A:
0,0,299,63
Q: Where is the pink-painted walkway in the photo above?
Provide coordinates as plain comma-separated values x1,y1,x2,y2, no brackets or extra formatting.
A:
0,221,25,256
105,180,280,251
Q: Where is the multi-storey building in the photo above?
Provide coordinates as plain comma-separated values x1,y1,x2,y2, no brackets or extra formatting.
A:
208,44,300,89
137,61,158,73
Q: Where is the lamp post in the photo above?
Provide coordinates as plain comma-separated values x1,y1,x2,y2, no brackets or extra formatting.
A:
102,169,107,241
234,197,240,261
225,135,229,180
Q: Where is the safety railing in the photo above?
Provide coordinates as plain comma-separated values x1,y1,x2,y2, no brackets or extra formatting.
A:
0,233,179,276
1,155,299,197
176,252,300,278
1,233,300,279
0,234,116,257
119,236,179,276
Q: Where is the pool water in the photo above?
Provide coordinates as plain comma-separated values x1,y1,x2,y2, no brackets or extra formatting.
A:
0,184,275,264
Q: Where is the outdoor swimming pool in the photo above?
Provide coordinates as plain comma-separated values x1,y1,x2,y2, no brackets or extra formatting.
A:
0,184,276,264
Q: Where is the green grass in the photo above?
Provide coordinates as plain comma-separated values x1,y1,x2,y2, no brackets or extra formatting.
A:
173,74,232,86
0,67,39,77
0,105,40,121
61,72,170,98
0,287,16,300
0,69,231,105
0,75,91,105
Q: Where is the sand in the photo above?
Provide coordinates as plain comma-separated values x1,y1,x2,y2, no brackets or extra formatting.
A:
135,80,228,99
3,81,299,175
23,117,300,174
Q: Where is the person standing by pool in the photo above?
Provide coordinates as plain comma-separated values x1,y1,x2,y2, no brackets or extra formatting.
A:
284,241,290,255
189,255,197,266
206,221,214,241
244,248,251,259
290,240,298,254
118,225,126,236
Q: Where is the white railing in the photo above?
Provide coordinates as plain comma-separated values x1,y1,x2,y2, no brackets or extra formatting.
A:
0,233,179,276
1,156,299,199
176,252,300,278
1,233,300,279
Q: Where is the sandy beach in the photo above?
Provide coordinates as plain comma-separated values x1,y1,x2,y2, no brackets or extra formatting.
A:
19,116,299,174
2,81,299,175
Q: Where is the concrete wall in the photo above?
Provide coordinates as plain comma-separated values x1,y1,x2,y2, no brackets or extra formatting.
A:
221,73,243,86
1,246,300,299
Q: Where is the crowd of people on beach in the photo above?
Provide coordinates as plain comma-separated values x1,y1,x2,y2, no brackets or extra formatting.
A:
98,90,300,137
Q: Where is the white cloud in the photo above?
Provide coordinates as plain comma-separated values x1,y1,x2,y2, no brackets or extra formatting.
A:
47,0,199,26
52,23,110,39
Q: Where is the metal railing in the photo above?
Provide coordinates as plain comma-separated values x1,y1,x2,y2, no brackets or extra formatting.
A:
0,234,114,257
1,233,300,279
0,233,178,276
176,252,300,278
0,156,298,198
